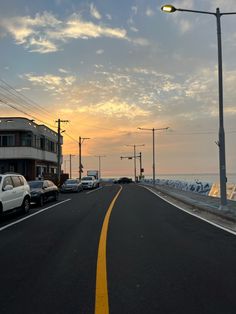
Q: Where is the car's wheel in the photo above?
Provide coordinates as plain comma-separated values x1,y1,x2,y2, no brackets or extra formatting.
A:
38,195,44,207
0,203,3,216
22,196,30,213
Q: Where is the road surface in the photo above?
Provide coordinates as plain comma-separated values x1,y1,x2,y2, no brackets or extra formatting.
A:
0,183,235,314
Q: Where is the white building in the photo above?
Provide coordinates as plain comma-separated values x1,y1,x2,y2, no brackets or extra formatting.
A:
0,117,62,180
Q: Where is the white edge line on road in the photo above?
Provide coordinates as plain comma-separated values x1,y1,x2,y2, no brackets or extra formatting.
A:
143,185,236,236
0,199,71,233
86,186,103,194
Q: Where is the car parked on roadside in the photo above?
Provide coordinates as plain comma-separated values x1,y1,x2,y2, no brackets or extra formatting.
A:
28,180,59,206
60,179,83,193
0,173,31,214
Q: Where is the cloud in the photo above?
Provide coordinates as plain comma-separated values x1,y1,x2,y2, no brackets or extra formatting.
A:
96,49,104,54
164,0,195,34
130,26,139,32
76,99,150,119
173,0,194,9
1,11,127,53
179,19,192,33
28,37,58,53
106,14,112,20
209,0,236,11
146,7,155,17
90,3,102,20
23,73,76,93
58,68,69,73
131,6,138,15
130,37,150,46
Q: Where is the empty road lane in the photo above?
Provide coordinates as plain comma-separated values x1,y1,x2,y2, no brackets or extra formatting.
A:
0,183,235,314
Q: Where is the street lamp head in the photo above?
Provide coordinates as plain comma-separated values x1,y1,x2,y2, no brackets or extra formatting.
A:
161,4,177,13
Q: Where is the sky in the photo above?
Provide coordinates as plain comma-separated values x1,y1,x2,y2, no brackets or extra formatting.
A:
0,0,236,179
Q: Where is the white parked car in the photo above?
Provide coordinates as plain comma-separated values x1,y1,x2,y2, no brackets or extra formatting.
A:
0,173,31,214
81,176,99,189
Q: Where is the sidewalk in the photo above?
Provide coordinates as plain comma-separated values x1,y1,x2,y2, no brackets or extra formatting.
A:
142,183,236,227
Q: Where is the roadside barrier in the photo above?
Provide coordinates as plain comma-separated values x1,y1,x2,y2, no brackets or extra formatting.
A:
209,183,236,201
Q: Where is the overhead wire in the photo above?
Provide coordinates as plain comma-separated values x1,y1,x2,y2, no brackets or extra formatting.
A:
0,98,57,129
0,78,55,120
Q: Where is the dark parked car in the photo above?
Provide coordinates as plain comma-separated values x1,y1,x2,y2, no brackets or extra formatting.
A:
60,179,83,193
28,180,59,206
117,177,133,184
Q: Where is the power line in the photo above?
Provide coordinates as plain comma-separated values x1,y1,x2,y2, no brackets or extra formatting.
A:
0,78,55,120
0,98,57,129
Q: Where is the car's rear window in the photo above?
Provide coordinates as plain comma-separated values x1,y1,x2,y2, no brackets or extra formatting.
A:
66,180,77,184
82,177,92,180
28,181,43,188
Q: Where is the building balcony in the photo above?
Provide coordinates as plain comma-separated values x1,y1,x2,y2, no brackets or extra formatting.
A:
0,146,58,163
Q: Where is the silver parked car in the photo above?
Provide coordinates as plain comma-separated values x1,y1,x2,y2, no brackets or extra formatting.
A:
60,179,83,193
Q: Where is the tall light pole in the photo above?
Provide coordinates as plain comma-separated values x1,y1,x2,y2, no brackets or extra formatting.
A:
126,144,145,182
79,136,90,180
138,127,169,186
95,155,106,179
161,5,236,209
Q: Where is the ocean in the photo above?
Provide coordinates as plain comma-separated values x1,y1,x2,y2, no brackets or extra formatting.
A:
104,173,236,184
151,173,236,184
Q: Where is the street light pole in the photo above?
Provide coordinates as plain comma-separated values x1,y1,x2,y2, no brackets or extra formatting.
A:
126,144,144,182
138,127,169,185
216,8,227,209
69,154,75,179
95,155,106,179
152,128,155,185
161,5,236,209
78,136,90,180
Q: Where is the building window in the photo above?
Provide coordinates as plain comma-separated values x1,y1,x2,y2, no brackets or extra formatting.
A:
21,133,32,146
40,137,45,150
0,135,15,147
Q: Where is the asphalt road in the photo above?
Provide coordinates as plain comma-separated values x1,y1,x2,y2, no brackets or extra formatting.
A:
0,183,235,314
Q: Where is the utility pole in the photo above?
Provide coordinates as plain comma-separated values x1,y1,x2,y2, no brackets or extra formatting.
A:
56,118,69,186
69,154,75,179
78,136,90,180
95,155,106,179
138,127,169,185
64,159,67,173
138,152,143,181
124,144,144,182
79,137,82,180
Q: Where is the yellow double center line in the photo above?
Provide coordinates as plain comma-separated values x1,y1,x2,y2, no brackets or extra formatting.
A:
95,186,122,314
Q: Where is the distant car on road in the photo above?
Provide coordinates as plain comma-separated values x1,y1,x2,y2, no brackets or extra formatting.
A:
116,177,133,184
0,173,31,214
61,179,83,193
28,180,59,206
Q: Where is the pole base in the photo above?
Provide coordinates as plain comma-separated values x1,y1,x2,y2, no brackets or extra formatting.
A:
219,204,228,211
